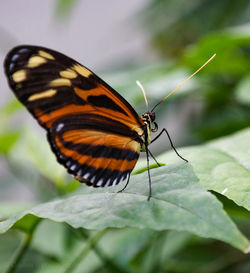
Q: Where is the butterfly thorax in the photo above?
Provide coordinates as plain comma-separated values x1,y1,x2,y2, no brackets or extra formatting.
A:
140,112,158,152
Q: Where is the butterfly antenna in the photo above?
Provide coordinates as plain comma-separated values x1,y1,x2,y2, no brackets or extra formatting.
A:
136,80,149,112
151,54,216,112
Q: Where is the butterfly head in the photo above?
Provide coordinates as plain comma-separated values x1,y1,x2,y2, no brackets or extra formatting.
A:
140,112,158,151
136,81,158,135
141,112,158,133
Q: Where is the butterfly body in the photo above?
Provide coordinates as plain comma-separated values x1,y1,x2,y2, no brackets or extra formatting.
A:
4,45,158,189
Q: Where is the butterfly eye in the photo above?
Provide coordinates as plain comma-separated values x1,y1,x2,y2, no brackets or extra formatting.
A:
151,122,158,132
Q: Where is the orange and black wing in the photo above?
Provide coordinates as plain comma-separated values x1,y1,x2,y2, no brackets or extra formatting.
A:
4,45,145,187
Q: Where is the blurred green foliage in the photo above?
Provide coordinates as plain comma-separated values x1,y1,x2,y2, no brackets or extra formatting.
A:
55,0,77,18
144,0,250,143
1,0,250,273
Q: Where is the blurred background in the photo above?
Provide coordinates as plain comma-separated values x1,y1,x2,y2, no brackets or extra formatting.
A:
1,0,250,272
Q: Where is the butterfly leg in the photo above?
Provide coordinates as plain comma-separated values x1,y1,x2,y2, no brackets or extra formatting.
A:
117,173,131,193
118,148,153,200
151,128,188,163
145,145,152,201
148,149,161,167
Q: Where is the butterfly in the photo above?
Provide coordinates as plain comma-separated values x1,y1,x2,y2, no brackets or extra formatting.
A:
4,45,193,200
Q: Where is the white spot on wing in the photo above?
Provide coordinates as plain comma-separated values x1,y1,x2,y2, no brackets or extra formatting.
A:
56,123,64,132
66,160,72,167
11,54,20,61
105,179,111,187
83,173,90,180
19,48,29,54
90,176,96,183
77,169,82,176
96,179,104,186
111,179,118,186
113,178,118,185
70,164,77,171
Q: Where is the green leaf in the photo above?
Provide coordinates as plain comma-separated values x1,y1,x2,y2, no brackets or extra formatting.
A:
157,128,250,212
0,203,34,219
184,29,250,75
0,231,23,273
0,131,20,154
55,0,77,18
0,163,249,252
104,63,199,109
8,126,67,188
235,75,250,106
31,221,68,259
144,0,250,59
0,99,23,118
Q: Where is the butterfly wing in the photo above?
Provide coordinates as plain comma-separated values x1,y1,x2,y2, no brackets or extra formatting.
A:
4,45,145,186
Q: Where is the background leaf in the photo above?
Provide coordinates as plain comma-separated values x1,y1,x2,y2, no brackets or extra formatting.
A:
0,163,249,252
156,128,250,211
235,76,250,106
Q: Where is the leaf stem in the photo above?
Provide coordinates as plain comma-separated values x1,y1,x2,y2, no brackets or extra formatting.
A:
4,232,33,273
4,219,40,273
63,229,106,273
78,229,129,273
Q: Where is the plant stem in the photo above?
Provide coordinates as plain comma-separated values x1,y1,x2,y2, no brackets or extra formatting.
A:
78,229,129,273
4,219,40,273
4,232,33,273
63,230,106,273
67,226,128,273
